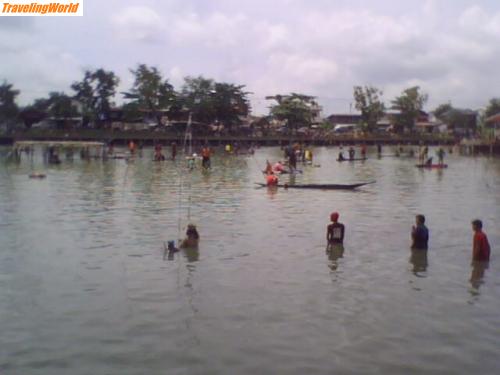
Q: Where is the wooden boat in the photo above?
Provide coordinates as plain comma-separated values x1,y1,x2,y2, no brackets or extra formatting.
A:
415,164,448,169
337,158,367,162
255,181,375,190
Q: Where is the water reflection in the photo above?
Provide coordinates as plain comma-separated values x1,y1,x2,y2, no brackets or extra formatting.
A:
409,249,428,277
326,244,344,271
183,247,200,263
469,261,489,295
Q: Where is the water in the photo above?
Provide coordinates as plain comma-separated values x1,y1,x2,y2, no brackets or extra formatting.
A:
1,146,499,375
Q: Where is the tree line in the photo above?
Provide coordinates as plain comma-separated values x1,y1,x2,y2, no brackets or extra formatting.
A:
1,66,500,134
0,65,251,132
353,85,500,133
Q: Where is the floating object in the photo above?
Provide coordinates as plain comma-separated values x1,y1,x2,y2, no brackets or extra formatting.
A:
255,181,375,190
29,173,46,179
415,164,448,169
337,158,367,162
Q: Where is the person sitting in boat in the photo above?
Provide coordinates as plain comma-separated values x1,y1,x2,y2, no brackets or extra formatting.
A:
264,160,273,175
327,212,345,245
266,173,279,187
425,157,433,166
338,151,345,161
180,224,200,248
273,161,285,173
348,146,355,160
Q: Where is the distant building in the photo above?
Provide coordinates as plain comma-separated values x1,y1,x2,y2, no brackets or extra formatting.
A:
326,113,362,126
485,113,500,139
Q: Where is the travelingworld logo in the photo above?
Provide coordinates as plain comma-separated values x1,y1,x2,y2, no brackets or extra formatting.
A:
1,0,83,16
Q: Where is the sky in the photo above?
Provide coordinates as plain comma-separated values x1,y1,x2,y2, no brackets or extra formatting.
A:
1,0,500,115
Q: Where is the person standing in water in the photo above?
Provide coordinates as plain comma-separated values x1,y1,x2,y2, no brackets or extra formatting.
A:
201,146,211,169
348,146,355,160
472,219,490,262
361,144,367,159
180,224,200,248
327,212,345,245
171,142,177,161
411,215,429,250
437,147,445,165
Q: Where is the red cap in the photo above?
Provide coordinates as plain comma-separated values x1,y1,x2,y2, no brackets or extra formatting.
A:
330,212,339,221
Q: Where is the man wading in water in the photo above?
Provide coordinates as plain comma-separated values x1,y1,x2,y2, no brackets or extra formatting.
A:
327,212,345,245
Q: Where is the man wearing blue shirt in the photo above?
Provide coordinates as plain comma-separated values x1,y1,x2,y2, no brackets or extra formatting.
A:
411,215,429,250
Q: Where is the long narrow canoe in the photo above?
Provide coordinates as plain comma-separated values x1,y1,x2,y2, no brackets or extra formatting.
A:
415,164,448,169
337,158,367,162
255,181,375,190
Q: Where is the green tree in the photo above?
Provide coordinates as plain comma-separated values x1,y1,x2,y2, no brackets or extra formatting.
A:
353,86,385,132
391,86,428,132
71,69,119,127
0,81,20,124
433,102,453,122
267,93,317,134
21,92,79,128
212,82,250,133
123,64,176,126
181,76,217,124
484,98,500,119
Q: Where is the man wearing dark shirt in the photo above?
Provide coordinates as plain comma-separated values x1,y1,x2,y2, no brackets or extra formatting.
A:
327,212,345,245
411,215,429,250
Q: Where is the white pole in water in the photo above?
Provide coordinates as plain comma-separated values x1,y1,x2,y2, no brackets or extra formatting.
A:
183,112,193,156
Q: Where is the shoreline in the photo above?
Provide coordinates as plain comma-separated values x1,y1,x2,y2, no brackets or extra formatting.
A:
2,129,499,154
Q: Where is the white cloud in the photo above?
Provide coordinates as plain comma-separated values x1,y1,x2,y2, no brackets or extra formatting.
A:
3,0,500,114
111,6,164,42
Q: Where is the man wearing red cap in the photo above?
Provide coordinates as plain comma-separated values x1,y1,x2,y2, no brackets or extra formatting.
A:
327,212,345,245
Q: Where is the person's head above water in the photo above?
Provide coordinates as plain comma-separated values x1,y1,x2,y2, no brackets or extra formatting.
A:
416,215,425,225
330,212,339,222
472,219,482,231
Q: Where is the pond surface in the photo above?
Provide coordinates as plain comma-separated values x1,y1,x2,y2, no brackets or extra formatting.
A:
1,146,499,375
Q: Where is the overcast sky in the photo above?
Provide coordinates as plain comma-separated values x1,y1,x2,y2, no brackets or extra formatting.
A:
1,0,500,114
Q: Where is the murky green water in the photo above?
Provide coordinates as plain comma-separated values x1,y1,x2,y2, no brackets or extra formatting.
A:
1,146,499,375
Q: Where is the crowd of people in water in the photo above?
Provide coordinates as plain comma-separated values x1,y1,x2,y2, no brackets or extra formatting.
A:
325,210,492,285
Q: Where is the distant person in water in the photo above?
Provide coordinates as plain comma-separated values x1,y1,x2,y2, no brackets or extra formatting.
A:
348,146,355,160
472,219,490,262
171,142,177,161
180,224,200,248
154,143,165,161
411,215,429,250
327,212,345,245
264,160,273,175
437,147,445,165
128,140,136,154
201,146,211,169
377,144,382,155
361,144,367,159
289,147,297,170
